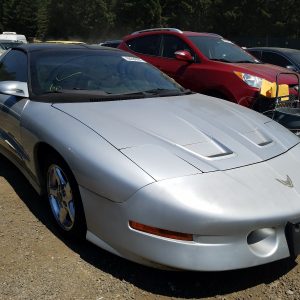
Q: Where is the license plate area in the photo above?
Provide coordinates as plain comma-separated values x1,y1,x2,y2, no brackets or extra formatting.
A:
285,221,300,257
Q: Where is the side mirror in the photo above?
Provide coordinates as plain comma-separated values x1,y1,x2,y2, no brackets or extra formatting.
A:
0,81,29,97
174,50,194,62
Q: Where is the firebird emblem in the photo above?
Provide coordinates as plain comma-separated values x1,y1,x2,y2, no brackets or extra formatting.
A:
276,175,294,188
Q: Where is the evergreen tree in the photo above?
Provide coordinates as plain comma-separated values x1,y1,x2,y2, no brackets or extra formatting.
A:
36,0,50,40
1,0,300,42
0,2,3,32
75,0,114,40
115,0,162,34
161,0,194,29
2,0,37,37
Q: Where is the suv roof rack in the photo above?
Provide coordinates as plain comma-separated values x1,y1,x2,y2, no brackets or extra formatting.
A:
131,28,183,35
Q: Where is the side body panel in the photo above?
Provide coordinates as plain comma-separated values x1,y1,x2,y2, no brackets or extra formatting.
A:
19,101,154,202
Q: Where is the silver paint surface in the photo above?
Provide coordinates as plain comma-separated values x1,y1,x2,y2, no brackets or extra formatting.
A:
1,90,300,270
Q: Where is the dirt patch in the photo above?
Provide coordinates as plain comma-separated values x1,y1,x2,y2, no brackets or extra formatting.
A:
1,154,300,300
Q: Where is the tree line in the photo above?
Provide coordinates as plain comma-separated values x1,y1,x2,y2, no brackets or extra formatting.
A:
0,0,299,43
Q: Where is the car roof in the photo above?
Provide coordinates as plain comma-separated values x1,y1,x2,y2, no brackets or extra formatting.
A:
126,28,222,38
248,47,300,54
182,31,222,38
12,43,122,53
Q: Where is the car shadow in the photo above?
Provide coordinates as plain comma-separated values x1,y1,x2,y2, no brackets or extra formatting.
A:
0,154,297,298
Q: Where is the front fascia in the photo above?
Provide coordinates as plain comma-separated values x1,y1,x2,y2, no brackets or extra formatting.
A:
81,144,300,270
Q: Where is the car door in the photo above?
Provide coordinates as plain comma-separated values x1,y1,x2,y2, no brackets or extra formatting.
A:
124,34,163,68
0,49,29,162
159,34,198,87
124,33,198,88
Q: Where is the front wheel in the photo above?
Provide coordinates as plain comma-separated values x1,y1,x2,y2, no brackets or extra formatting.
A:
45,155,87,241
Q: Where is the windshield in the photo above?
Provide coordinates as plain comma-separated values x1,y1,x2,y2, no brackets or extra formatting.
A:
0,41,23,50
188,36,259,63
30,49,184,98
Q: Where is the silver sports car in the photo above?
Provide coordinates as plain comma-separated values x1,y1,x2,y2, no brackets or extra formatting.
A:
1,43,300,271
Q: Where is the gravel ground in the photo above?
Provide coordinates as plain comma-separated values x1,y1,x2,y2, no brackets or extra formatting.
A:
1,154,300,300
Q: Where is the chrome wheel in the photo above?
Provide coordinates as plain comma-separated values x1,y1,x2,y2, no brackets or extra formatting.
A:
47,164,75,231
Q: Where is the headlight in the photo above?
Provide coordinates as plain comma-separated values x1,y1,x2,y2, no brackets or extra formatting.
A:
234,71,263,88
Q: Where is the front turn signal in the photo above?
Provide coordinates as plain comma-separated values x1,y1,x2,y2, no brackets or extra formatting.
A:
129,220,193,241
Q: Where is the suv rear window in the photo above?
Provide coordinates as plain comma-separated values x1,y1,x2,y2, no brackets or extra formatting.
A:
126,35,161,56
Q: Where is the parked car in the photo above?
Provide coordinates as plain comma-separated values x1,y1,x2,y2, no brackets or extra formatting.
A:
118,28,299,108
99,39,121,48
0,39,24,50
0,31,27,43
247,47,300,73
1,43,300,271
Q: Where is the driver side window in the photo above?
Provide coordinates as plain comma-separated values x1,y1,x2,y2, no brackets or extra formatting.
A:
162,35,194,59
0,50,28,82
261,52,291,68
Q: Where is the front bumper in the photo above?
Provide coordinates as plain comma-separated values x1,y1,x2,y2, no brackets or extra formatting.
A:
80,144,300,271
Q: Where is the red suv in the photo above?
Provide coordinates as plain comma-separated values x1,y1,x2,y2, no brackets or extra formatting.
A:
119,28,299,108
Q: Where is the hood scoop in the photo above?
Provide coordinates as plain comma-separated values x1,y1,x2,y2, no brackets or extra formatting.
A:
133,122,235,161
53,93,299,176
242,129,274,147
183,135,234,160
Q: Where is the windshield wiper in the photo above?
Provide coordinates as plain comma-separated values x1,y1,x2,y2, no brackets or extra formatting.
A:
141,88,191,97
34,88,192,103
34,89,147,103
43,90,64,94
42,89,110,95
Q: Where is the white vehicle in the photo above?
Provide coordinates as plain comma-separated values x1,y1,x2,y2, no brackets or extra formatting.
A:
0,32,27,43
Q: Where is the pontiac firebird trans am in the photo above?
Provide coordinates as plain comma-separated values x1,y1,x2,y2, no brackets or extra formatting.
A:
1,44,300,271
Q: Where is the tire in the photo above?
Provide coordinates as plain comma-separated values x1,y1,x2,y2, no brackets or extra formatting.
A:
44,154,87,241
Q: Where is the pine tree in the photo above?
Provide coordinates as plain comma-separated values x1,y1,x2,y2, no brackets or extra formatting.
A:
115,0,162,34
36,0,50,40
2,0,37,37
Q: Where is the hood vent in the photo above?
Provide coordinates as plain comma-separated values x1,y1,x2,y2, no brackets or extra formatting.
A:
242,129,273,147
184,136,234,160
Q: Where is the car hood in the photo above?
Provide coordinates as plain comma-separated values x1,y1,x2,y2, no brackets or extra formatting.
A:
53,93,299,179
231,62,299,84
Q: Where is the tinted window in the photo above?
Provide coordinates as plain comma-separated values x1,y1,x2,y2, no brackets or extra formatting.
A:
126,35,161,56
261,52,291,68
30,50,183,96
188,36,258,63
0,50,27,81
248,50,261,60
162,35,194,58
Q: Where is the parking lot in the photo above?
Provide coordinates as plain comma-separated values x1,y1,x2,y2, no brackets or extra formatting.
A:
0,154,300,300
